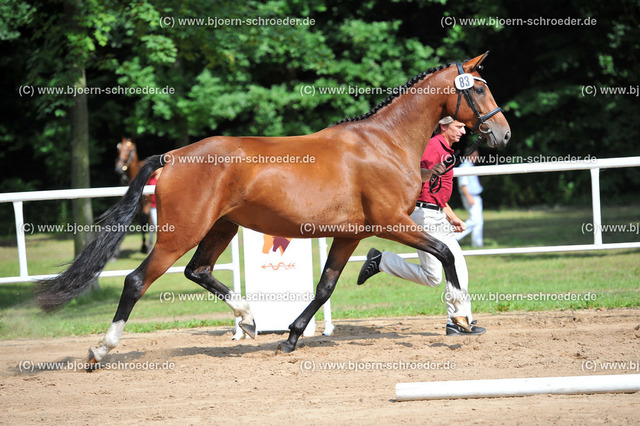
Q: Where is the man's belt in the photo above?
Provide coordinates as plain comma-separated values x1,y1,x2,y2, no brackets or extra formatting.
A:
416,201,441,211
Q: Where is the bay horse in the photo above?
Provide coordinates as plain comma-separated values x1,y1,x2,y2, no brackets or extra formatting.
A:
114,138,154,254
37,52,510,366
115,138,144,185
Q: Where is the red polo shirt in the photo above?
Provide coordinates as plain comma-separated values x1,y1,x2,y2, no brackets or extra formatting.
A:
417,133,454,208
148,174,158,208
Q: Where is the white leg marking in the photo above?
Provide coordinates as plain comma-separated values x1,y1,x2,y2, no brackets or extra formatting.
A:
225,292,254,323
91,320,126,362
225,292,256,338
232,328,248,340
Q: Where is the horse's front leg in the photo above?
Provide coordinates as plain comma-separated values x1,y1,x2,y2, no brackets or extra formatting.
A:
277,237,360,353
377,213,460,290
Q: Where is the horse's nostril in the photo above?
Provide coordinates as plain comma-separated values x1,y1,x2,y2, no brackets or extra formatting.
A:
504,131,511,142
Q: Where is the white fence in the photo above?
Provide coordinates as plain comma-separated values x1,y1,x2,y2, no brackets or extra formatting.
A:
1,156,639,285
349,155,640,263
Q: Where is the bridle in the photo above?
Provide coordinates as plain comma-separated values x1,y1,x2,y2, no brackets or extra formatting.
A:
116,140,136,184
452,62,503,136
428,63,503,193
116,141,135,171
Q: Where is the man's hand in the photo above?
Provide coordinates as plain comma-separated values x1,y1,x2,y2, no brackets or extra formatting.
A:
443,204,466,233
420,162,448,182
432,162,447,176
448,216,466,233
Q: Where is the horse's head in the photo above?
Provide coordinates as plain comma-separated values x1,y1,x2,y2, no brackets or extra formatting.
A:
443,52,511,148
115,137,136,183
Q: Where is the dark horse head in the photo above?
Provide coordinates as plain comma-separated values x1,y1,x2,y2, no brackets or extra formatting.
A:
115,137,136,185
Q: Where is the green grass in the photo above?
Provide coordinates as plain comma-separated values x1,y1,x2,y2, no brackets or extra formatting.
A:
0,204,638,339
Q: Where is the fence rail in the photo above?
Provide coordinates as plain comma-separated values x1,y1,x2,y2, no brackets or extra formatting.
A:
1,156,639,285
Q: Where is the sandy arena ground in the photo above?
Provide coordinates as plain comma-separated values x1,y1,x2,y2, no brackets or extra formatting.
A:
1,309,639,425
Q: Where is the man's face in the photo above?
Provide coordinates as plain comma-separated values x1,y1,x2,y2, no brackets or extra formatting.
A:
441,121,466,145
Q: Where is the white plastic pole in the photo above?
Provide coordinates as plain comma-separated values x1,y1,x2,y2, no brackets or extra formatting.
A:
452,156,640,177
0,185,155,203
13,201,29,279
318,237,334,336
396,374,640,401
590,168,603,246
231,233,246,340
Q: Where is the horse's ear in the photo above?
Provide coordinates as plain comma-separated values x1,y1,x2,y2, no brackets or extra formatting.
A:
465,51,490,72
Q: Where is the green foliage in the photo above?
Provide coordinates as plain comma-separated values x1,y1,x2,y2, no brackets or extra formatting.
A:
455,0,640,206
1,0,639,230
0,0,34,40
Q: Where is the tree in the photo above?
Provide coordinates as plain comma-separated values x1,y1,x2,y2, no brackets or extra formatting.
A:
1,0,639,239
64,0,94,260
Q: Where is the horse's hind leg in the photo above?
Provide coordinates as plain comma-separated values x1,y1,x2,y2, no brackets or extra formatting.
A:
87,243,186,368
277,237,360,353
183,219,256,337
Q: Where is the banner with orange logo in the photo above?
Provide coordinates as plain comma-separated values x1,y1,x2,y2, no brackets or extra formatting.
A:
242,228,316,336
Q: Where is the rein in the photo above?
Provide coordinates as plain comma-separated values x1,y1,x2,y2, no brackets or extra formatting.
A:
427,142,479,194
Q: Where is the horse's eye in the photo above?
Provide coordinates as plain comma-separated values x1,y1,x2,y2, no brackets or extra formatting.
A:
475,87,485,95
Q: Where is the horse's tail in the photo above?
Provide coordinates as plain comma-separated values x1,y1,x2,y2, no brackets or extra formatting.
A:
35,154,166,312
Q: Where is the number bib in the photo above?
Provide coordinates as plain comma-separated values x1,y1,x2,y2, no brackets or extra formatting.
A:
454,73,474,90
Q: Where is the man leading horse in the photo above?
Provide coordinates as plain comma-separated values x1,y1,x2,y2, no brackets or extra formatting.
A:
358,116,485,336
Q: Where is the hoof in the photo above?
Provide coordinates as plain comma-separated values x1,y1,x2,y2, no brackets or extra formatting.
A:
276,341,296,354
141,245,149,254
86,348,101,373
451,316,472,333
239,319,257,339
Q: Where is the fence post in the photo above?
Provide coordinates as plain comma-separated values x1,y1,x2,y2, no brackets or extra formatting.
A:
231,233,244,338
318,237,334,336
590,168,603,246
13,201,29,279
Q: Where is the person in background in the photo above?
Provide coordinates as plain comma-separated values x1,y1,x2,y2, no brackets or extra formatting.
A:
456,148,484,247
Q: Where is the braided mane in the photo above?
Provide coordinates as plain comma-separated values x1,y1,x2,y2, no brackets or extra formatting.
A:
333,62,456,126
